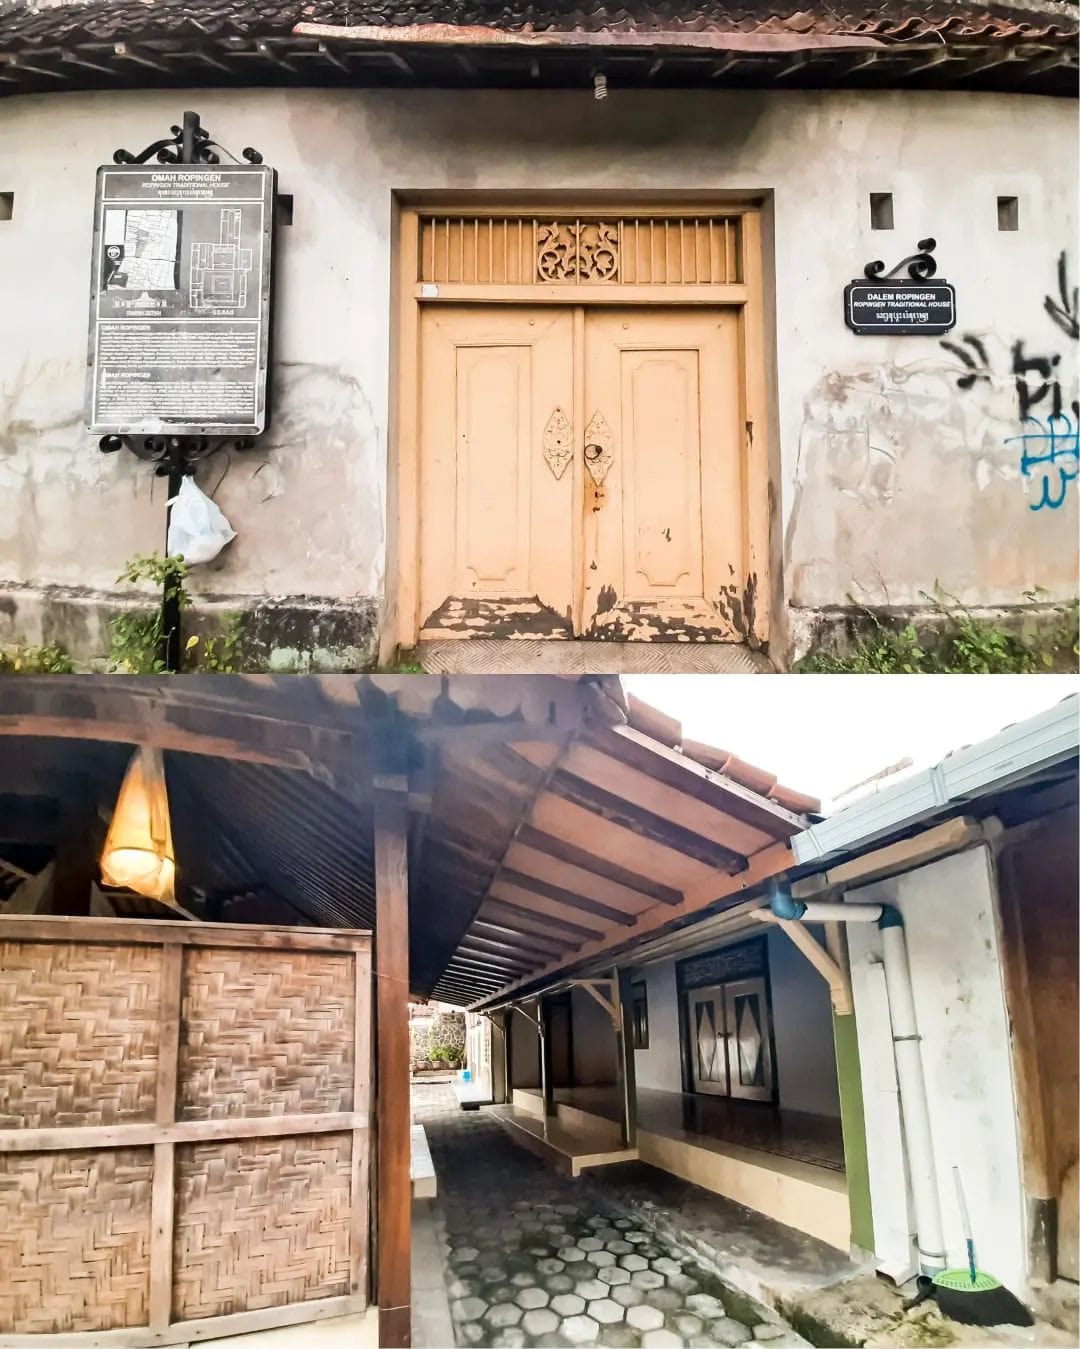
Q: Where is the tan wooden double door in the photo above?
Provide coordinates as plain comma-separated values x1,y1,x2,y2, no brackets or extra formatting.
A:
418,305,750,642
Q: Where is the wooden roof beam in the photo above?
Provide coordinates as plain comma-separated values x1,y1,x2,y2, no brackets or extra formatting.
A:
468,839,794,1010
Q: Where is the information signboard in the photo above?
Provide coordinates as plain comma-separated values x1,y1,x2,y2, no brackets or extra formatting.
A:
844,279,956,336
86,163,274,436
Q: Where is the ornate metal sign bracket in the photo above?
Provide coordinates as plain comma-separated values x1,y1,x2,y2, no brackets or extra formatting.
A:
844,237,956,337
863,236,939,282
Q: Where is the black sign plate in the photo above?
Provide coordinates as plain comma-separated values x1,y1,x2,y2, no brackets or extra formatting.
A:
844,279,956,336
87,163,274,436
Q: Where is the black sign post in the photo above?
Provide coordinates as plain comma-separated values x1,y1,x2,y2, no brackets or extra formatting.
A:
844,238,956,337
87,112,275,670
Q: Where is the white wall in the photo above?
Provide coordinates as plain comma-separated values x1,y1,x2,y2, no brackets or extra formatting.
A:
765,928,841,1118
846,846,1027,1292
0,87,1075,660
632,931,840,1117
632,960,683,1094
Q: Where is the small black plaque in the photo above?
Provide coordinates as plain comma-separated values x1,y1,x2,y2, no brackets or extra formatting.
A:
844,279,957,336
86,162,274,436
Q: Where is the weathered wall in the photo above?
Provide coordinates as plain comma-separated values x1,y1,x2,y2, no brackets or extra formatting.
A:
510,1008,540,1089
0,87,1075,664
846,847,1027,1293
631,931,839,1117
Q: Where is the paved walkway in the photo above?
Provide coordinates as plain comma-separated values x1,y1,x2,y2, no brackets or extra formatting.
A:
413,1083,803,1349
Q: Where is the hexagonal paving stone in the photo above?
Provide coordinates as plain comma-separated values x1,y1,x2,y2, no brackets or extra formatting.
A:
753,1326,789,1341
510,1272,537,1288
579,1237,604,1252
460,1322,487,1345
589,1250,616,1268
598,1266,631,1286
486,1303,523,1329
641,1331,685,1349
560,1314,601,1345
538,1258,566,1275
707,1317,753,1346
447,1278,474,1300
480,1264,508,1285
516,1287,550,1310
560,1246,589,1263
626,1305,666,1332
490,1330,527,1349
587,1298,625,1326
588,1216,612,1230
575,1278,610,1301
606,1240,634,1255
625,1231,650,1244
666,1273,699,1295
643,1288,682,1313
521,1308,560,1336
600,1330,639,1349
453,1247,481,1265
631,1269,665,1291
685,1294,726,1319
552,1293,587,1317
452,1297,488,1323
612,1284,645,1308
672,1314,704,1337
651,1257,683,1277
548,1273,576,1294
619,1253,649,1272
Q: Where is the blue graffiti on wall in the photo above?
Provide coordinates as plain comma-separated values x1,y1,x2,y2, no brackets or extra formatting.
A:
941,250,1079,511
1004,413,1079,511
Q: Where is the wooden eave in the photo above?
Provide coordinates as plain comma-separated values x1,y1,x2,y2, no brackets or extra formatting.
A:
0,30,1075,95
0,675,809,1007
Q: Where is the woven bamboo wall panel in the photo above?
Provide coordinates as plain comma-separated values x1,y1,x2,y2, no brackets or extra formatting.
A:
0,942,161,1128
178,950,355,1119
172,1133,352,1320
0,1147,153,1333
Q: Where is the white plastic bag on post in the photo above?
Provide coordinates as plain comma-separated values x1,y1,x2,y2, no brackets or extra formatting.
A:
167,475,236,564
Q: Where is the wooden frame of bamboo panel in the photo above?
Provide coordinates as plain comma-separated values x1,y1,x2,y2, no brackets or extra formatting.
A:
0,916,373,1349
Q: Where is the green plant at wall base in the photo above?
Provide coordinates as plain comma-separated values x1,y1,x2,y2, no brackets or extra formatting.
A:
796,590,1079,674
108,553,191,673
184,614,246,674
0,643,75,674
429,1045,462,1067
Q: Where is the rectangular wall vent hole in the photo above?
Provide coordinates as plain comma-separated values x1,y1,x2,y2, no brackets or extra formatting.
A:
869,193,894,231
997,196,1019,231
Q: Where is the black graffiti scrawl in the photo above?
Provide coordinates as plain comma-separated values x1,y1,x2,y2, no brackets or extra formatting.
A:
942,250,1078,512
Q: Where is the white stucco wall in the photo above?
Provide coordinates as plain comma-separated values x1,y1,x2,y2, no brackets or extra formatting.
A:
845,846,1027,1292
0,87,1075,658
632,929,840,1117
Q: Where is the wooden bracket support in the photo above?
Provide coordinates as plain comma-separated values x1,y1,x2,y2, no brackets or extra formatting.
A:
753,909,853,1015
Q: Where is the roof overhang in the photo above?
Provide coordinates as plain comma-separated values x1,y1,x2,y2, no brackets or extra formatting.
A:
0,11,1075,97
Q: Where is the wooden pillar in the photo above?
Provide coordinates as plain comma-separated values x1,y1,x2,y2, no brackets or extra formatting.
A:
539,999,555,1118
615,969,638,1149
374,757,411,1348
495,1010,511,1105
51,781,101,915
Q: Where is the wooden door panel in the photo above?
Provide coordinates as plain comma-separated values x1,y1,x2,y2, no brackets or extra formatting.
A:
583,309,746,642
622,350,704,595
419,306,576,639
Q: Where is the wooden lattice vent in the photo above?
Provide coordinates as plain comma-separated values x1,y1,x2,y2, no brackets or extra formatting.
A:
419,214,744,286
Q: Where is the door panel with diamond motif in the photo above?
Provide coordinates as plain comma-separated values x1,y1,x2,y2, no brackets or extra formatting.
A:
686,979,773,1100
687,989,729,1096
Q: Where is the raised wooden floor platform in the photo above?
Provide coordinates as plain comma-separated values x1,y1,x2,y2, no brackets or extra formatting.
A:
488,1104,638,1177
503,1086,849,1250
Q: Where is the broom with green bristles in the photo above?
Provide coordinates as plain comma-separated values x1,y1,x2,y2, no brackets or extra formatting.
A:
922,1168,1034,1328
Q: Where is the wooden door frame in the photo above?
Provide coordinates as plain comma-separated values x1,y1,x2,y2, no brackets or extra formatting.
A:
388,197,773,657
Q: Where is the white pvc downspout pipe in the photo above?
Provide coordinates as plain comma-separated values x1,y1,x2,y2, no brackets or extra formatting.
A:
768,880,947,1278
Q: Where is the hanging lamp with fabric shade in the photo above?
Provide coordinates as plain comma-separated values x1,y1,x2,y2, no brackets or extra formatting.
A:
100,746,177,905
